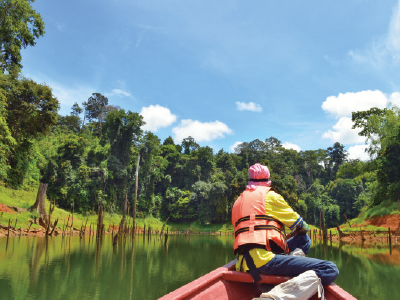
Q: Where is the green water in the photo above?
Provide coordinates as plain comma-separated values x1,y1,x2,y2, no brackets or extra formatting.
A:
0,235,399,300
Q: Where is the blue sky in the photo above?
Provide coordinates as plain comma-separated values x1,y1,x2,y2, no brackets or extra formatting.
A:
21,0,400,159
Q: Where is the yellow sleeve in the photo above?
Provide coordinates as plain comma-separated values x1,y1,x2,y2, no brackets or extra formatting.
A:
265,191,302,230
235,249,275,271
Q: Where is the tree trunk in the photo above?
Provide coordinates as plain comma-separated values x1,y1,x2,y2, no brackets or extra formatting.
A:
343,213,351,227
133,152,140,230
336,224,343,239
321,209,327,241
29,183,48,212
114,194,128,246
119,193,128,234
97,201,103,239
160,217,170,236
29,183,48,228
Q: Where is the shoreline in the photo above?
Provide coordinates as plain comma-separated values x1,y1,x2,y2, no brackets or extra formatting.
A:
0,225,232,238
1,227,399,246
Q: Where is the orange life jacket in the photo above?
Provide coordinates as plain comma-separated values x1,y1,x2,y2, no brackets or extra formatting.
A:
232,186,289,255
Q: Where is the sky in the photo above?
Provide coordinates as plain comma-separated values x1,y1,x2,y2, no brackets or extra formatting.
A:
20,0,400,160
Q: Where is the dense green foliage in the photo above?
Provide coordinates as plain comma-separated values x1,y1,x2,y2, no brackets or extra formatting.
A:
1,90,391,227
0,0,45,74
352,107,400,205
0,0,399,228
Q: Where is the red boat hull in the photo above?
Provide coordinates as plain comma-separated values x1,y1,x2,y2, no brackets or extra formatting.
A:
160,260,357,300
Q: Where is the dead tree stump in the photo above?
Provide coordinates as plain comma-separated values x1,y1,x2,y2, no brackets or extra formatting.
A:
29,183,49,229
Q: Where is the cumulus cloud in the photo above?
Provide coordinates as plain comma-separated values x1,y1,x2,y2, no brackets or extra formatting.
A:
140,105,177,132
230,141,243,153
172,119,232,143
321,90,400,144
236,101,263,112
282,142,301,152
321,90,388,118
347,144,370,161
389,92,400,107
322,117,365,144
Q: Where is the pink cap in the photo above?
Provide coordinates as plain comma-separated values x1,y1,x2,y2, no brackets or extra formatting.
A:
248,163,270,180
247,163,271,190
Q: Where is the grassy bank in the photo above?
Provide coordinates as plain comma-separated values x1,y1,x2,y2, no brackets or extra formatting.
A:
0,182,317,236
0,184,232,234
357,200,400,222
1,183,399,235
0,184,165,232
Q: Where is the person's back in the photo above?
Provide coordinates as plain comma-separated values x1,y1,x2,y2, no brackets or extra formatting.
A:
232,163,339,286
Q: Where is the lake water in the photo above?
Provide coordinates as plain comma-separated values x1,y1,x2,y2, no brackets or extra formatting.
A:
0,234,399,300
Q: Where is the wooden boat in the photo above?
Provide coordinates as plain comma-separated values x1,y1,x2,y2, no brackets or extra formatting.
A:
159,260,357,300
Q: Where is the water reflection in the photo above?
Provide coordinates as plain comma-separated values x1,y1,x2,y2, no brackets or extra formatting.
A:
0,234,399,300
309,239,400,300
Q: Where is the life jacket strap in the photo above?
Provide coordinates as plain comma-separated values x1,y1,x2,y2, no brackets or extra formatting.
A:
243,251,262,283
234,215,283,228
234,224,285,238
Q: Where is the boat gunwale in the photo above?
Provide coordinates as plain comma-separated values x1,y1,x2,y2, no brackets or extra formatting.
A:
159,260,357,300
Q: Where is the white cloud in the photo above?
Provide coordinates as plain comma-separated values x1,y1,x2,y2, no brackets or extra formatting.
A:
50,83,94,108
347,144,370,161
236,101,263,112
348,1,400,67
282,142,301,152
172,119,232,143
105,89,132,97
25,73,94,111
140,105,177,132
389,92,400,107
387,1,400,58
321,90,388,118
112,89,131,97
230,141,243,153
322,117,365,144
321,90,400,145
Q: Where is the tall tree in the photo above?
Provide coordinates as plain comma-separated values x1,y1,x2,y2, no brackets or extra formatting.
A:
0,78,14,179
102,109,144,208
0,0,45,74
300,150,324,189
192,146,214,182
5,77,59,141
136,132,165,216
181,136,199,155
83,93,108,137
3,76,59,187
328,142,347,165
71,102,82,116
353,106,400,204
327,142,347,179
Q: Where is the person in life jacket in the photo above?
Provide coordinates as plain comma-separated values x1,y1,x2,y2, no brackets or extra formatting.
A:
232,163,339,286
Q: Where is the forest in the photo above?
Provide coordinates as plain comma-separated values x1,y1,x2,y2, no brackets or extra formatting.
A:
1,0,400,229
